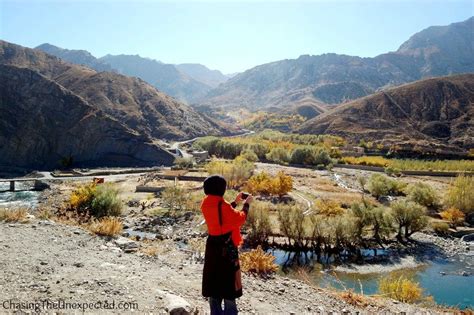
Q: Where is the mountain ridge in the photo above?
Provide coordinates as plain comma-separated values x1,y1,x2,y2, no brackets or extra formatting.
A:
200,17,474,110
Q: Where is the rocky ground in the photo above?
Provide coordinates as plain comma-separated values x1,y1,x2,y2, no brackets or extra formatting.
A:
0,218,437,314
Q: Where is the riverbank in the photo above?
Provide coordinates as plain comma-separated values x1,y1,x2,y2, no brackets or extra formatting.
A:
0,218,437,314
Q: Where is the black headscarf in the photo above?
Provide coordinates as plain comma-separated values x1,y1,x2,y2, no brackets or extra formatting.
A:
203,175,227,197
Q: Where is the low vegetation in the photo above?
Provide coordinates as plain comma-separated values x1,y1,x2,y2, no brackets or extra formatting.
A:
379,275,429,303
390,200,428,239
444,175,474,214
341,156,474,172
405,182,440,208
88,217,123,236
367,174,406,199
69,183,122,218
206,157,254,188
161,185,187,212
439,208,465,228
246,171,293,197
240,246,278,274
244,202,272,245
193,130,341,167
0,208,28,223
431,221,450,235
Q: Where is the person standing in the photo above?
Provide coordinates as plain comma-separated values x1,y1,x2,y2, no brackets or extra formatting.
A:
201,175,253,315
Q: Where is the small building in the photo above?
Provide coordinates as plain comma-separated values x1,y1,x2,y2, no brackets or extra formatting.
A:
191,150,209,162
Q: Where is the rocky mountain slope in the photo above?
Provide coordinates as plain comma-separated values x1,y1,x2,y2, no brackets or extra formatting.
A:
99,54,211,103
176,63,228,88
35,43,113,72
35,44,225,103
201,17,474,110
0,64,174,169
297,74,474,154
2,40,226,141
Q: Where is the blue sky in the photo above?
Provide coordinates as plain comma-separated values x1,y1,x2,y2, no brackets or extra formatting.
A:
1,0,472,73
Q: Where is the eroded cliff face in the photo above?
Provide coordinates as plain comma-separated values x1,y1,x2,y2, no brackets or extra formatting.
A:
0,64,175,170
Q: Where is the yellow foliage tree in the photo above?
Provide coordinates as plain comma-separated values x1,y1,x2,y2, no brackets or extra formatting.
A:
246,171,293,197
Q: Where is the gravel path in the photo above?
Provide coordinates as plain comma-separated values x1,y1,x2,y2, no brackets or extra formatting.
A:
0,220,435,314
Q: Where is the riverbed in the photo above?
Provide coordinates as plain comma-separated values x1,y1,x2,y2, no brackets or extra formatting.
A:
270,248,474,309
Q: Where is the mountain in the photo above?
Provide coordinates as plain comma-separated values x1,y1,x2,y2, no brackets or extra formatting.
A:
2,40,226,140
176,63,228,88
0,64,174,170
201,17,474,110
35,43,113,72
35,44,214,103
297,74,474,155
99,55,211,103
0,40,230,169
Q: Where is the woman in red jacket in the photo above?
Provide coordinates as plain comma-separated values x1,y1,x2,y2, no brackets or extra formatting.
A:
201,175,252,315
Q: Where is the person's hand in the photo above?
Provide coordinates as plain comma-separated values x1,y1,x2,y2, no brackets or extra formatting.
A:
234,192,244,204
244,195,253,204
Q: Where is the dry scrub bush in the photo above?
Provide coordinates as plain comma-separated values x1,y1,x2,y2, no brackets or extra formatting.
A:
379,275,428,303
431,221,450,235
70,183,122,218
351,203,393,243
88,217,123,236
240,246,278,275
367,174,406,199
173,157,195,169
390,200,428,239
206,157,254,188
278,204,306,246
37,208,52,220
439,208,465,227
140,246,159,257
244,202,272,245
445,175,474,214
246,171,293,197
161,185,187,212
0,208,28,223
314,199,344,217
405,182,439,208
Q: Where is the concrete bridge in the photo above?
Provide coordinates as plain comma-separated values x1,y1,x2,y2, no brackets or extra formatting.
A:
0,179,49,192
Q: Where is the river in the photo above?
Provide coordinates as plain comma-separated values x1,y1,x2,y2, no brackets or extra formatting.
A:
269,248,474,309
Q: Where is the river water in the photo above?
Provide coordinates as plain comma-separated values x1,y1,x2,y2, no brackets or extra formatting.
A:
269,249,474,309
0,182,40,209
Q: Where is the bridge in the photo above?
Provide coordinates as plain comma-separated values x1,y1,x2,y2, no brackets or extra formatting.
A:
0,178,50,192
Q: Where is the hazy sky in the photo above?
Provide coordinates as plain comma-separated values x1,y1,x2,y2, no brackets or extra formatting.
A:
1,0,472,73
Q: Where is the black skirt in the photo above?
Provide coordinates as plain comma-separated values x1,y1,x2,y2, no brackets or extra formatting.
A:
202,233,242,299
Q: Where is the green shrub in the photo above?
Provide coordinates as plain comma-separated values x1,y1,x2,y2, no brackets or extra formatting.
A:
90,184,123,217
390,200,428,239
405,182,439,208
266,147,290,164
367,174,406,199
70,183,122,218
290,146,331,166
445,175,474,214
206,157,254,188
431,221,450,235
161,186,186,212
239,149,259,162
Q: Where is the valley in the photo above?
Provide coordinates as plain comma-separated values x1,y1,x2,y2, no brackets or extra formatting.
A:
1,9,473,314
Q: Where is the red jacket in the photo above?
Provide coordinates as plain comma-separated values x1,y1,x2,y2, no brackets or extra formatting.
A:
201,195,247,246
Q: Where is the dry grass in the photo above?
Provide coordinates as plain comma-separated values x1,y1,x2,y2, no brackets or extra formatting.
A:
37,207,53,220
240,246,278,275
140,246,159,257
0,208,29,223
379,275,428,303
87,217,123,236
338,290,371,307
